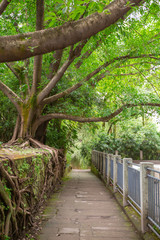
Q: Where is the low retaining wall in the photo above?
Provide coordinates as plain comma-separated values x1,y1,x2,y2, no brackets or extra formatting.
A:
0,147,65,240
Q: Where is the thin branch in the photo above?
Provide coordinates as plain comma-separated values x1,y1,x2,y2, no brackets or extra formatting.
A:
0,0,11,15
75,39,101,69
149,57,160,60
148,32,160,44
5,63,20,80
114,61,158,69
0,80,23,113
103,67,154,77
132,65,160,98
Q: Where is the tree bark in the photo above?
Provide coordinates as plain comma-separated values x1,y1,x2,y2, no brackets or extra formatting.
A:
0,0,144,62
0,0,11,15
31,0,44,95
0,81,22,114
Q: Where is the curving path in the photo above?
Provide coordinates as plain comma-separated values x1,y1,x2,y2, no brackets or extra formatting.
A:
39,169,142,240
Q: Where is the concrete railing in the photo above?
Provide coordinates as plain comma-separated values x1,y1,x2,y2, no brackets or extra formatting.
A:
92,150,160,238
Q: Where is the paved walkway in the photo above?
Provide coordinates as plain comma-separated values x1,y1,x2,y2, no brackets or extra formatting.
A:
39,170,142,240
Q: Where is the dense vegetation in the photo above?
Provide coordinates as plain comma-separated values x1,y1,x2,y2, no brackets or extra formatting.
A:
0,0,159,144
69,118,160,168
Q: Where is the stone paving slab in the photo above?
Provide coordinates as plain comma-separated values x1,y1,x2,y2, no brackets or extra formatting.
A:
39,170,142,240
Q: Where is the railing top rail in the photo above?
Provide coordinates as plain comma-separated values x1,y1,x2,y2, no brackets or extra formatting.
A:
147,174,160,181
128,165,140,172
117,160,123,164
147,167,160,174
127,161,140,167
93,150,104,153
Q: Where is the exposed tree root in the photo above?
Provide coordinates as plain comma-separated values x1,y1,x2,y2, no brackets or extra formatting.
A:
0,139,65,239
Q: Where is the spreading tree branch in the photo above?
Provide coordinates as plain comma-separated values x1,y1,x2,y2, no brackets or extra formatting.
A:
33,103,160,130
42,54,158,105
132,65,160,98
5,63,20,80
0,0,144,62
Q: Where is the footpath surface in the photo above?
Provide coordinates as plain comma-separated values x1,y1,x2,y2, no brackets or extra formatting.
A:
39,170,142,240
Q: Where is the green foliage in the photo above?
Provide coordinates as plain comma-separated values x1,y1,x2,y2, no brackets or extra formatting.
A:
0,91,16,142
90,120,160,160
32,155,43,174
118,119,160,159
69,119,160,167
18,159,30,177
2,178,12,200
46,120,79,150
4,236,10,240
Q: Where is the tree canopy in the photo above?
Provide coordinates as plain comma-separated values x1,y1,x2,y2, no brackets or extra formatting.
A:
0,0,159,144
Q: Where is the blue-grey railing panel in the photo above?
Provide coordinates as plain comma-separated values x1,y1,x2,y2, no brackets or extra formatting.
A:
100,153,102,173
117,162,123,190
148,174,160,229
101,153,103,174
97,152,99,169
110,159,113,180
105,155,108,176
96,152,97,168
128,166,141,208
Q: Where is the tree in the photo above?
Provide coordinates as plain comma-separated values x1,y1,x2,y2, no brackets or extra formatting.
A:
0,0,160,143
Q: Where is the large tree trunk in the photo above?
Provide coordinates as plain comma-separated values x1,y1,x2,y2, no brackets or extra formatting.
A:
10,103,40,140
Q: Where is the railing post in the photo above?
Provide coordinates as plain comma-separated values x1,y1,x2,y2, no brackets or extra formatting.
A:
100,152,102,174
101,152,103,175
123,158,132,207
92,150,94,166
113,155,117,192
107,154,112,186
96,151,98,169
140,150,143,161
98,152,99,171
98,152,100,172
140,162,154,233
113,155,121,193
115,150,118,155
103,152,106,179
